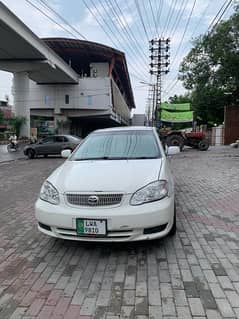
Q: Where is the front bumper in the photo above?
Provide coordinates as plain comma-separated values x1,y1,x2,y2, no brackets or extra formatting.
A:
35,195,175,242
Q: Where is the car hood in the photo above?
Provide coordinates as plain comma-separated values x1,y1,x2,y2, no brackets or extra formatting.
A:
48,159,163,194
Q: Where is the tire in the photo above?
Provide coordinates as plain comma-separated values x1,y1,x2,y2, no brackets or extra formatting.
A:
198,139,209,151
44,154,48,158
7,144,12,152
27,149,35,159
7,144,18,152
166,134,184,151
168,204,176,236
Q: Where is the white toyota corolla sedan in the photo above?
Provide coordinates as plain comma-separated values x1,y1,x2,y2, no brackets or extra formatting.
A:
35,127,179,242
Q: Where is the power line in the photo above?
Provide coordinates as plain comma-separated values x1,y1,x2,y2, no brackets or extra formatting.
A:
141,1,154,38
170,0,197,67
148,0,159,38
82,0,148,80
111,0,149,61
36,0,87,40
103,0,149,67
95,0,149,74
163,0,179,37
186,0,211,39
156,0,163,34
208,0,234,33
169,0,190,38
161,0,175,37
164,0,234,97
134,0,150,41
25,0,80,39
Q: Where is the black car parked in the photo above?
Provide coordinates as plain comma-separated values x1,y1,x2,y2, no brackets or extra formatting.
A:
23,135,81,159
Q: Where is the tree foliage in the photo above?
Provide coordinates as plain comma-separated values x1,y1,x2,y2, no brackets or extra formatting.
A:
168,93,192,104
178,7,239,124
9,116,27,138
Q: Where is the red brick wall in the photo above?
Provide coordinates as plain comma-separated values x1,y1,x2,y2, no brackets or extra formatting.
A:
224,106,239,144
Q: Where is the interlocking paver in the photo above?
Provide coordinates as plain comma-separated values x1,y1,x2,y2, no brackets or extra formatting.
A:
0,146,239,318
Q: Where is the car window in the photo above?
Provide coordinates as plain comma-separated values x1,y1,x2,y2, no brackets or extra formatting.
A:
55,136,65,143
71,130,161,160
42,137,54,144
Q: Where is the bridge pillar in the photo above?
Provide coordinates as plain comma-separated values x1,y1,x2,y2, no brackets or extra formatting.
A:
13,72,30,137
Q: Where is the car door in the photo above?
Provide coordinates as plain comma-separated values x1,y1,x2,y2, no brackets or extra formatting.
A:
35,136,55,155
53,136,66,154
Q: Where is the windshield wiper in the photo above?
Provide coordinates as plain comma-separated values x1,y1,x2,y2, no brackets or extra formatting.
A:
74,156,160,161
74,156,129,161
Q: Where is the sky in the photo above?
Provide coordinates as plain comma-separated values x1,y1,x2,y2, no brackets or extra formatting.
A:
0,0,236,114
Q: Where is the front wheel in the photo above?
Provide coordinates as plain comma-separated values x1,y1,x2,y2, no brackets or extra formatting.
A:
27,149,35,159
166,134,184,151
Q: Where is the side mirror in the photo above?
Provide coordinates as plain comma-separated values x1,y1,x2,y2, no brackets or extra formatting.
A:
61,149,72,158
167,146,180,156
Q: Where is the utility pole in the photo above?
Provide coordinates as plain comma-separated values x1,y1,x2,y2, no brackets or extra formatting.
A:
149,38,170,127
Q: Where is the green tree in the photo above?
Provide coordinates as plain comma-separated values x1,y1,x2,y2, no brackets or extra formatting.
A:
9,116,27,138
178,7,239,124
168,93,192,104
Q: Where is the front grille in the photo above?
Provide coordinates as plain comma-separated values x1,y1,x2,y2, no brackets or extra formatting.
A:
66,193,123,206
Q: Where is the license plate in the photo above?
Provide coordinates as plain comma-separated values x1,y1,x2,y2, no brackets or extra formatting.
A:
76,218,107,236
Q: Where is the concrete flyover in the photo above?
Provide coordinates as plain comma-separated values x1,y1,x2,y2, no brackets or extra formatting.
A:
0,2,135,138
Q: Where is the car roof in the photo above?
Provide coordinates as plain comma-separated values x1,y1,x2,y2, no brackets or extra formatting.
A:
93,126,155,133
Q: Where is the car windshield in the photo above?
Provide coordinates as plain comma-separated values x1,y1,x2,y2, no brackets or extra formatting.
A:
70,130,161,160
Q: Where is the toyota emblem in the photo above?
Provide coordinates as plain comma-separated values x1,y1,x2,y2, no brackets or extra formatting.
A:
88,195,99,205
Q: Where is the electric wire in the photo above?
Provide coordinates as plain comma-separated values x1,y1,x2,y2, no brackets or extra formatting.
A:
95,0,149,74
104,0,149,67
161,0,175,37
141,1,154,38
134,0,150,41
111,0,149,61
163,0,179,37
164,0,234,100
170,0,197,67
148,0,159,38
26,0,147,80
208,0,234,33
169,0,190,38
82,0,148,80
36,0,87,40
25,0,81,40
156,0,163,35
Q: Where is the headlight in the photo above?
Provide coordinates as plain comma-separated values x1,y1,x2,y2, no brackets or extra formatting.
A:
130,180,168,206
40,181,60,205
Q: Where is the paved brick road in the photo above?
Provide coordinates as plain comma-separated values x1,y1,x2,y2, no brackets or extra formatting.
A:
0,146,239,319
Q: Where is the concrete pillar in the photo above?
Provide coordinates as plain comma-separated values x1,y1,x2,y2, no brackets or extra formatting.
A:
13,72,30,137
54,114,70,134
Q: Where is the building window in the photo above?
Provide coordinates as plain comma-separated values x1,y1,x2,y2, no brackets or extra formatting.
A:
44,95,50,105
87,95,93,106
65,94,69,104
